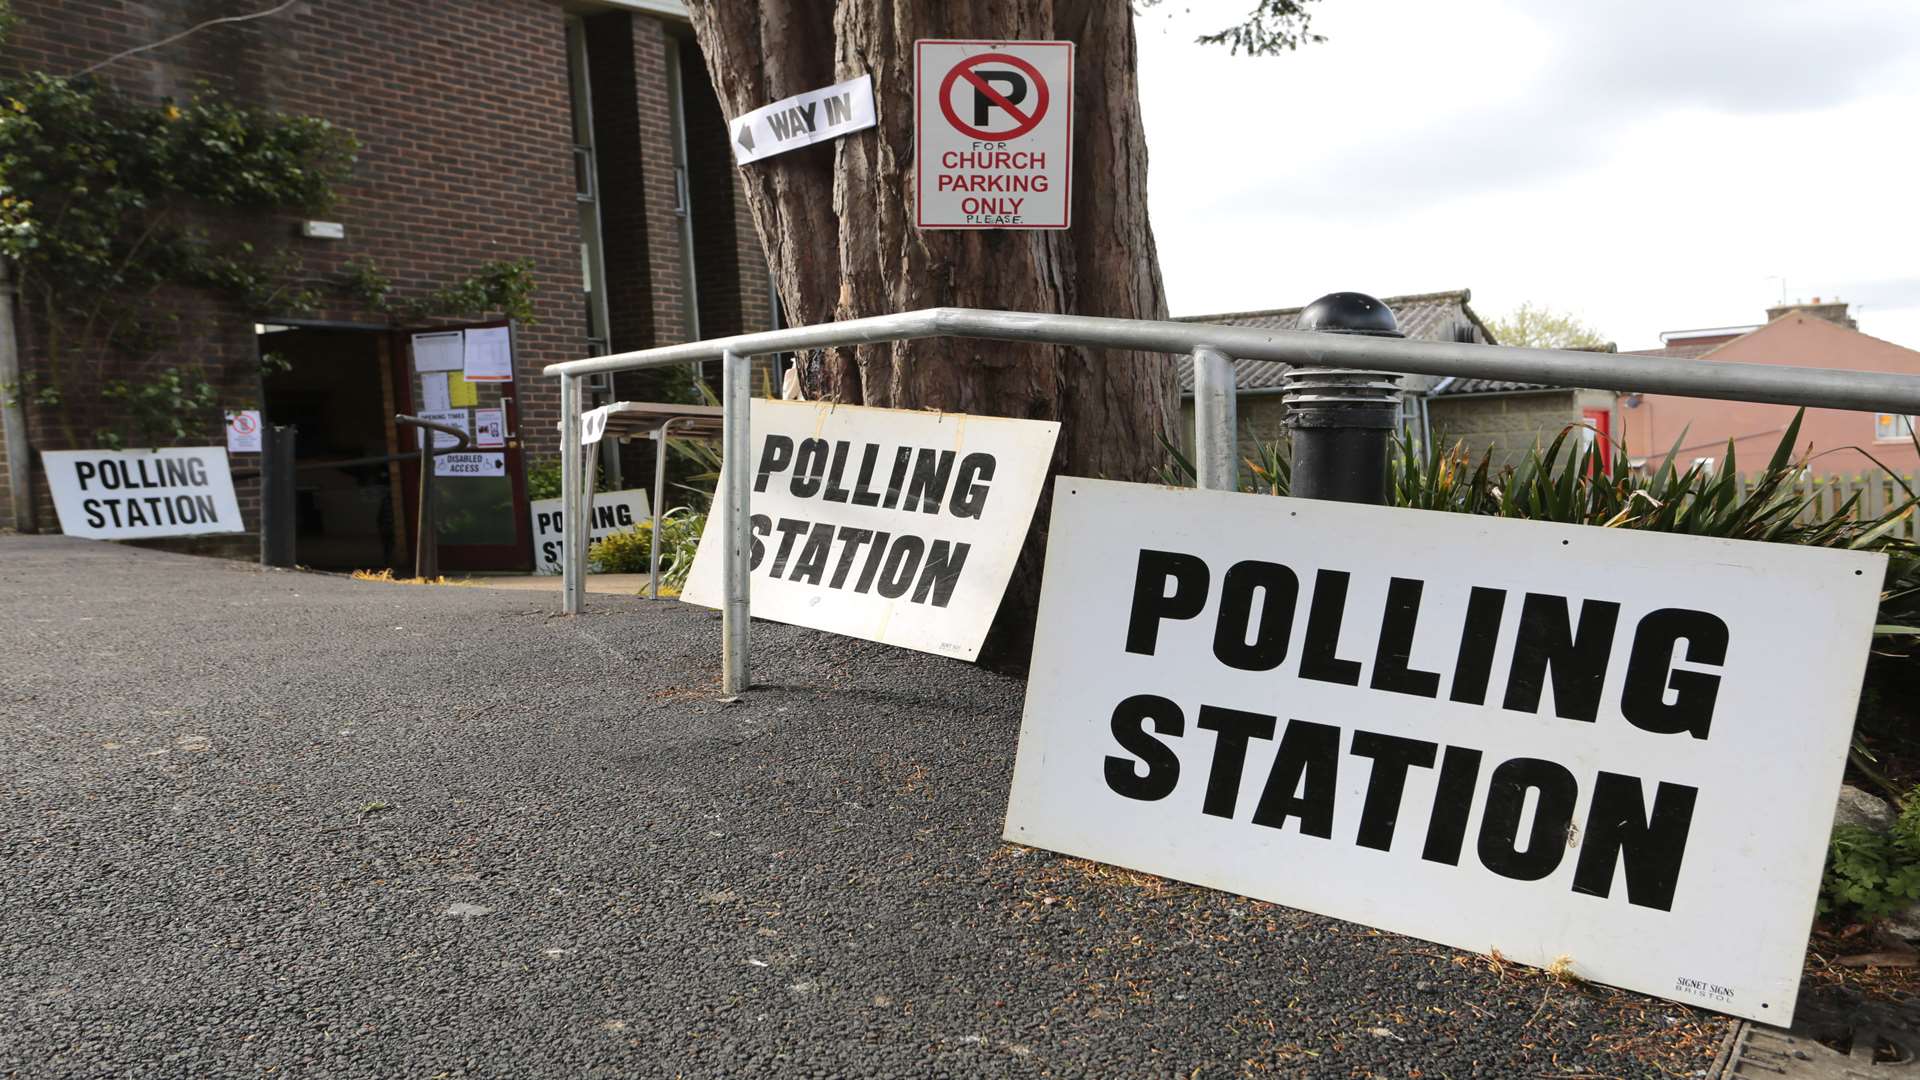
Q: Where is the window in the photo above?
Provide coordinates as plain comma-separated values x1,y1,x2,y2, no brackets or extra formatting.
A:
1875,413,1917,443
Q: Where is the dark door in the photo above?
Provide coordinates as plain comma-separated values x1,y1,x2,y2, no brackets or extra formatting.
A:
390,320,532,572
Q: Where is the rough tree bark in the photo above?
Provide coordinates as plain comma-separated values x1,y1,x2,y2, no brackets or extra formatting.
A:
687,1,1174,660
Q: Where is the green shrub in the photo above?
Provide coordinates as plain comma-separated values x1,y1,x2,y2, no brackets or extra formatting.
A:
524,457,614,501
1823,788,1920,918
587,508,706,589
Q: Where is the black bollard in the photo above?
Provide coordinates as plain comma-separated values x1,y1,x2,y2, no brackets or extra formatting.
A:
1284,293,1404,505
260,425,298,567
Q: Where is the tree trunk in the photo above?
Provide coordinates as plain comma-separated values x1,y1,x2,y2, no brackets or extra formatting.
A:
687,0,1174,663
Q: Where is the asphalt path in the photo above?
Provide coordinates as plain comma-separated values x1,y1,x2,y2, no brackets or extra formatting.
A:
0,535,1730,1078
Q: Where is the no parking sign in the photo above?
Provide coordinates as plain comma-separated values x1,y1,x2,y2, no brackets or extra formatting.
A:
915,40,1072,229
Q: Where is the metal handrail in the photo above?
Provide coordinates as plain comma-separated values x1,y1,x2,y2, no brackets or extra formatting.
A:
395,414,473,579
547,306,1920,696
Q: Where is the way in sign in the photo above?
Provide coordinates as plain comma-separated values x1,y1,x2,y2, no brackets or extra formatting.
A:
731,74,877,165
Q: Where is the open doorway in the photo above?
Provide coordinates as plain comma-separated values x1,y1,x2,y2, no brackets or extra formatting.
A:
258,324,403,570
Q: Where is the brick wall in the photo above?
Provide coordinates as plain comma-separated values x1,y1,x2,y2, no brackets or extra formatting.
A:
1428,390,1585,471
2,0,587,531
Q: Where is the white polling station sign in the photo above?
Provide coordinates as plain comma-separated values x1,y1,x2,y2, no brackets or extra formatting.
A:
730,75,876,165
915,40,1072,229
529,488,652,573
42,447,245,540
1004,478,1885,1025
681,399,1058,660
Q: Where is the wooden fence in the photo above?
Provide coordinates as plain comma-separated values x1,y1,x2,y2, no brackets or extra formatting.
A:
1734,471,1920,539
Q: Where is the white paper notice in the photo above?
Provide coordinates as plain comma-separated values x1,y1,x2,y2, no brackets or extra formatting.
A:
412,331,464,373
415,408,470,450
463,326,513,382
419,374,451,413
224,410,262,454
473,407,505,449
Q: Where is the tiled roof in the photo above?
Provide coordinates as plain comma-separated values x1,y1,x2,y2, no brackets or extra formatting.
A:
1431,378,1554,396
1626,342,1721,360
1173,290,1493,393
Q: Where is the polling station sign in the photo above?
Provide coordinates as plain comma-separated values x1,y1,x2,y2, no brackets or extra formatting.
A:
915,40,1072,229
1004,478,1884,1024
681,399,1058,660
529,488,651,574
42,447,245,540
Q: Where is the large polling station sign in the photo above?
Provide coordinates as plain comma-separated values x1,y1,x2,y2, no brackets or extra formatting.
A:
682,399,1058,660
730,75,876,165
529,488,651,574
915,40,1072,229
42,447,244,540
1004,478,1884,1024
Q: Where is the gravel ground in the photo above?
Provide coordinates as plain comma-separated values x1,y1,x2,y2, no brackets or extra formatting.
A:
0,535,1733,1079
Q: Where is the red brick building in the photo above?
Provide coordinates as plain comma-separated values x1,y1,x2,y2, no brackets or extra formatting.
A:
0,0,773,570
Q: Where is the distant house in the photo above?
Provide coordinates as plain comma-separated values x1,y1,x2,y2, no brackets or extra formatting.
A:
1175,289,1618,473
1620,300,1919,476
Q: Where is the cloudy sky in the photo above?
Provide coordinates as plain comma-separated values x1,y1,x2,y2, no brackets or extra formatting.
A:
1135,0,1920,351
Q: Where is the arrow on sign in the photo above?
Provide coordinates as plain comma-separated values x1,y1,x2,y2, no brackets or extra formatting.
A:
729,74,876,165
736,125,754,153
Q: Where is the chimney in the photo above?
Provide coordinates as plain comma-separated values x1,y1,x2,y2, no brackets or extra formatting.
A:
1766,296,1857,330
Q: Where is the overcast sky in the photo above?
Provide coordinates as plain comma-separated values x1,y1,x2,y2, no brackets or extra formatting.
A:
1135,0,1920,351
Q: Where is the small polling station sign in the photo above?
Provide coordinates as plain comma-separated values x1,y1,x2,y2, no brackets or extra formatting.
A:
730,75,876,165
529,488,652,574
42,447,245,540
681,399,1058,660
915,40,1072,229
1003,478,1884,1024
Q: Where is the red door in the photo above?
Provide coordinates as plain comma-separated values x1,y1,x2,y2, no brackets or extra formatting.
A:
1582,408,1613,477
390,320,533,572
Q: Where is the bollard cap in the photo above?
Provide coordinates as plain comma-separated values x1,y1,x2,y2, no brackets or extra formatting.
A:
1298,292,1403,338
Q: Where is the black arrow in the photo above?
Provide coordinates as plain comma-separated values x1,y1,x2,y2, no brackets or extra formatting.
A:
736,124,754,152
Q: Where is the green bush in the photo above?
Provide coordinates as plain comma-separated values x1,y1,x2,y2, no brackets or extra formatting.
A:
587,508,706,589
524,457,614,501
1823,788,1920,918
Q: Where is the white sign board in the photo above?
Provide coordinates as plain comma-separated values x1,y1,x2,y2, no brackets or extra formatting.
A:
473,407,505,449
415,408,469,450
42,447,245,540
224,410,262,453
411,330,463,373
682,399,1059,661
529,488,652,573
730,75,876,165
434,452,505,478
1004,478,1885,1025
580,404,612,446
915,40,1072,229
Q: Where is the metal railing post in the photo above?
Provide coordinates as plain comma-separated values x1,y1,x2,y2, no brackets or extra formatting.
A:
1286,293,1404,505
1191,346,1238,491
721,349,751,694
560,373,584,613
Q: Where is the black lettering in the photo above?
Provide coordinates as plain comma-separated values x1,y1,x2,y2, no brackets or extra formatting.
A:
910,540,970,606
1300,570,1363,686
1126,550,1210,656
124,499,150,527
1621,609,1728,740
1350,732,1438,851
615,505,634,526
828,527,874,589
537,511,557,533
755,434,794,492
75,461,97,490
850,444,883,506
1449,587,1507,705
1502,594,1620,722
790,439,829,498
823,441,853,503
1572,772,1698,912
748,514,772,569
1196,705,1276,818
194,494,216,523
1105,694,1184,801
1250,719,1340,838
1210,560,1299,672
789,523,836,585
948,453,995,519
1476,757,1579,881
1371,578,1441,698
881,447,912,510
972,68,1029,127
876,535,925,598
1422,746,1484,866
184,457,208,486
83,499,105,528
902,449,955,513
768,517,811,577
855,531,891,592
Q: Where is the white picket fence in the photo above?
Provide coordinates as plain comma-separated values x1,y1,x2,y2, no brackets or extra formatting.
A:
1734,471,1920,540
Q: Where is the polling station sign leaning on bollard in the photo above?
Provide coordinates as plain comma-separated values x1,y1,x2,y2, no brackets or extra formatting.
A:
681,399,1059,661
1003,477,1884,1025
